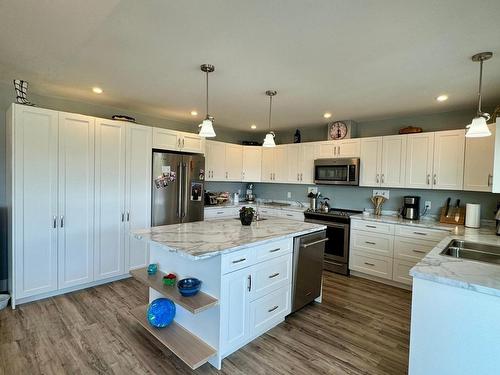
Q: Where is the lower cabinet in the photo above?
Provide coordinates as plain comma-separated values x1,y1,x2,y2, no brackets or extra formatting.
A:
220,244,292,356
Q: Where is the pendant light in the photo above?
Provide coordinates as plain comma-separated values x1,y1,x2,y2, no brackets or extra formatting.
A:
198,64,216,138
263,90,277,147
466,52,493,138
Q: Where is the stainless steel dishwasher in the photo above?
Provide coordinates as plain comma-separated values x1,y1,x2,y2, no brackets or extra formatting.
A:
291,230,327,313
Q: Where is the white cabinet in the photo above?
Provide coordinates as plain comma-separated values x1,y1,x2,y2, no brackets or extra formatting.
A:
10,105,59,299
225,144,243,181
405,132,434,189
285,144,301,183
359,135,405,187
432,130,465,190
94,119,127,281
317,139,360,158
205,140,226,181
125,124,152,270
359,137,382,186
261,148,274,182
299,143,317,184
242,146,262,182
464,124,495,192
57,112,95,289
153,127,204,154
261,146,287,182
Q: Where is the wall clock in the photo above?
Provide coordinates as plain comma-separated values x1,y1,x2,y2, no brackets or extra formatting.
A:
328,121,350,140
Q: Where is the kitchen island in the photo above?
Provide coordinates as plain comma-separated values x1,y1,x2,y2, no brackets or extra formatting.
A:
131,217,326,370
409,226,500,375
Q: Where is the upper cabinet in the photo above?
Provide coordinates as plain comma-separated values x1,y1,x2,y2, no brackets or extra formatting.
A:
359,137,382,187
317,139,360,158
464,124,495,192
205,141,244,182
152,128,204,154
242,146,262,182
405,133,434,189
225,144,243,181
432,130,465,190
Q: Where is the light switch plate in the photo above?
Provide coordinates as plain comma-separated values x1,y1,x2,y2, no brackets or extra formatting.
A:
307,187,318,194
287,192,292,199
373,189,390,199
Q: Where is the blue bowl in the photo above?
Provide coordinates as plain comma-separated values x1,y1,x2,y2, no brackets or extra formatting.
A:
177,278,202,297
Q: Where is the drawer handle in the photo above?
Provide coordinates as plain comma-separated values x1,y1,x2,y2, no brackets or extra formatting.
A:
412,249,426,254
301,238,328,248
364,262,375,266
286,214,293,217
268,305,279,313
269,248,281,253
413,232,427,236
268,272,280,279
216,211,224,214
248,275,252,292
366,225,377,228
305,291,312,296
232,258,247,264
365,241,376,245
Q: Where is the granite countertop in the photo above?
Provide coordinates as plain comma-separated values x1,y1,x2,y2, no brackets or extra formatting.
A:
132,217,325,260
350,213,458,231
204,202,307,213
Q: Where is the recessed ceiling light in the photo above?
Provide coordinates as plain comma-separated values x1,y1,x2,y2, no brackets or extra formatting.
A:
92,87,103,94
190,110,198,116
436,95,448,102
323,112,332,119
250,124,257,129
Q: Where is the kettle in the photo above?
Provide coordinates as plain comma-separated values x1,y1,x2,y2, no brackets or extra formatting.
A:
320,197,330,213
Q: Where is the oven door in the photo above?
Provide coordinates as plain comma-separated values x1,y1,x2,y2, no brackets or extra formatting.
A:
314,158,359,185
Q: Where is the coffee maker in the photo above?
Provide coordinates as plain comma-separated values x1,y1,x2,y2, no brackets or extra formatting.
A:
402,196,421,220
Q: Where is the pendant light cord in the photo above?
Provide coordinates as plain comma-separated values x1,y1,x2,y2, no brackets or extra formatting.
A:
206,70,209,118
477,59,484,117
268,95,273,131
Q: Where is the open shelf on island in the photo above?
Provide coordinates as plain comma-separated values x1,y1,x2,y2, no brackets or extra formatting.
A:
130,267,218,314
130,305,216,370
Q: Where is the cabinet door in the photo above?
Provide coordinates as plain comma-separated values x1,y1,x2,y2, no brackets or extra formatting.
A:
242,146,262,182
299,143,317,184
225,144,243,181
126,124,152,270
317,141,335,158
94,119,127,280
381,135,406,187
359,137,382,187
337,139,360,158
152,127,180,151
433,130,465,190
405,133,434,189
13,105,59,298
58,113,95,289
205,140,226,181
261,148,274,182
180,132,205,154
285,144,300,183
221,267,251,354
273,146,287,182
464,124,495,192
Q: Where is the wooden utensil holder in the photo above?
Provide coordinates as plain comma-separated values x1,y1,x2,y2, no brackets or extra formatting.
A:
439,206,466,225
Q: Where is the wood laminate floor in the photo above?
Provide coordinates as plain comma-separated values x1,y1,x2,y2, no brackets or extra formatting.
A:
0,272,411,375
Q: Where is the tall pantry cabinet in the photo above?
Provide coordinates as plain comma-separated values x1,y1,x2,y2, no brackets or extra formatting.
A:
7,104,152,307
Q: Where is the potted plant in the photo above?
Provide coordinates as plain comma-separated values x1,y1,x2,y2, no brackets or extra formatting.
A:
239,206,255,226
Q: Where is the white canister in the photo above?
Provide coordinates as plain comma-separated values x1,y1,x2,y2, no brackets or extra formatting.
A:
465,203,481,228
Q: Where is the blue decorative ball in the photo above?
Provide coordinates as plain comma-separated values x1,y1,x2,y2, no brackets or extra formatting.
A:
147,298,176,328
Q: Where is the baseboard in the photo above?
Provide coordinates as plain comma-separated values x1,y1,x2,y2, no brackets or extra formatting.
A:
350,270,412,291
12,273,131,308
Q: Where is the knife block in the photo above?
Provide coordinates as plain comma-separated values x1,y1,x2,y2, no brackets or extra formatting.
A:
439,206,466,225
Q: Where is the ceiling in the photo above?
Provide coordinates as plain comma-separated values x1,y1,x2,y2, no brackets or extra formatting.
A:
1,0,500,131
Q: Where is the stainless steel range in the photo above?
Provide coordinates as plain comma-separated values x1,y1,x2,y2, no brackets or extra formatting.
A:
303,208,362,275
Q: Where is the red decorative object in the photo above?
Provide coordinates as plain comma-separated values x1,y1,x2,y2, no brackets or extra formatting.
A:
162,273,177,286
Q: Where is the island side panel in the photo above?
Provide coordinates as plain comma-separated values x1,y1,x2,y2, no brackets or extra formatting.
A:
409,278,500,375
149,244,222,367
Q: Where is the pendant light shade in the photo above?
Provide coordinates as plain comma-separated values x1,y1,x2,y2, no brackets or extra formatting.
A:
263,90,277,147
466,52,493,138
198,64,216,138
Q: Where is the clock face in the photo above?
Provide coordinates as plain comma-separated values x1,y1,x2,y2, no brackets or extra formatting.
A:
329,121,348,140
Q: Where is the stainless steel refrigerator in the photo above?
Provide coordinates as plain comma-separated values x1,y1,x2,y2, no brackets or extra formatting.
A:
152,151,205,226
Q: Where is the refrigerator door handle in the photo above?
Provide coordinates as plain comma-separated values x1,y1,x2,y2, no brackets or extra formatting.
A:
183,162,188,218
177,162,182,218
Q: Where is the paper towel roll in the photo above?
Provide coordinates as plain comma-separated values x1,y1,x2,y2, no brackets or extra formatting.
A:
465,203,481,228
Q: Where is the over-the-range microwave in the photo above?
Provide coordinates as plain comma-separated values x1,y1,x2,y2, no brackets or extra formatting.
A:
314,158,360,186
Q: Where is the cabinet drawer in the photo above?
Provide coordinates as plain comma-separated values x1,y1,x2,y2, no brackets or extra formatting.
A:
394,225,448,242
249,286,290,337
351,230,394,257
204,207,237,220
280,210,304,221
350,251,393,280
251,254,291,301
392,258,416,286
351,219,394,235
394,237,438,262
258,208,281,217
254,238,292,263
222,248,255,274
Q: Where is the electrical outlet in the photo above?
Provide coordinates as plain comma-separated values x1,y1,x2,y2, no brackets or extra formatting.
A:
307,187,318,195
425,201,431,209
287,192,292,199
372,190,390,199
237,189,241,195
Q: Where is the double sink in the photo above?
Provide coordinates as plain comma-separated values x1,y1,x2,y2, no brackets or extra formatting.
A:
441,239,500,265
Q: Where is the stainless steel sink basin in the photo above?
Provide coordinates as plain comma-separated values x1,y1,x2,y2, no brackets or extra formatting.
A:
440,239,500,265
